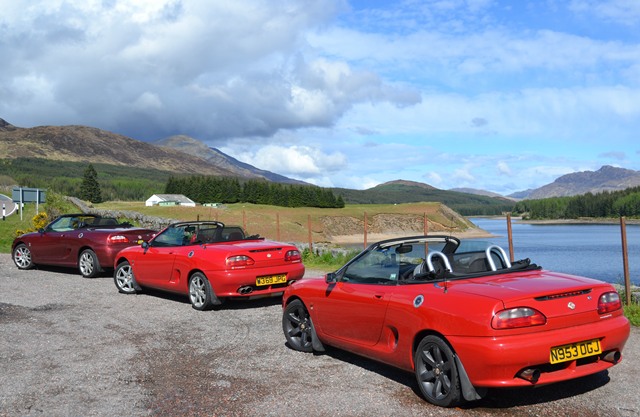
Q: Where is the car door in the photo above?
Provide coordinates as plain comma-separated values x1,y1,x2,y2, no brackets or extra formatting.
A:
131,225,188,288
31,216,77,264
314,248,401,346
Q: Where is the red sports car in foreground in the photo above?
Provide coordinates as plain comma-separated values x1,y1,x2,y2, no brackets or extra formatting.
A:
282,235,630,408
113,221,305,310
12,213,156,278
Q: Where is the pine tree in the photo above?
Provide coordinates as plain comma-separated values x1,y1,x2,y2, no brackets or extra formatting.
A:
79,164,103,203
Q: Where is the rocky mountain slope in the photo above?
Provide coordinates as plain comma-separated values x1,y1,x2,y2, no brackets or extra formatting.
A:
517,166,640,199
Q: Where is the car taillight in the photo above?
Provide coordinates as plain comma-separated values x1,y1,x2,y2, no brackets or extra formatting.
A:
285,250,301,262
226,255,255,268
598,291,622,314
108,235,130,244
492,307,546,329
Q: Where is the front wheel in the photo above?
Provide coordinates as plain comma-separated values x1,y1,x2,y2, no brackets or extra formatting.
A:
114,261,139,294
79,249,100,278
13,244,34,270
282,299,315,352
414,335,462,408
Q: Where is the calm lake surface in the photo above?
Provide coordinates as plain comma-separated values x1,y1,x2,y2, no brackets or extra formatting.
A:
469,217,640,286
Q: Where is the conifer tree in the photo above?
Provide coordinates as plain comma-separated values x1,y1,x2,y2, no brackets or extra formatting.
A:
79,164,102,203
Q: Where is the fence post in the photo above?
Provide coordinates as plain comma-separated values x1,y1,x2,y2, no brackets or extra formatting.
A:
364,211,368,249
506,212,514,263
307,214,313,253
243,210,246,231
620,216,632,306
276,213,281,241
424,213,428,235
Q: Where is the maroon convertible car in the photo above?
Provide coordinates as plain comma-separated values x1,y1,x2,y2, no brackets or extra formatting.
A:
12,213,157,278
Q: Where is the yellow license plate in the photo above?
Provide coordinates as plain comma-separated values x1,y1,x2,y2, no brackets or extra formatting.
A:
550,339,601,364
256,274,287,286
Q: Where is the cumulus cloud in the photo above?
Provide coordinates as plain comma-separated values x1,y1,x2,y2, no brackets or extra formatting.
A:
0,0,417,142
227,144,347,179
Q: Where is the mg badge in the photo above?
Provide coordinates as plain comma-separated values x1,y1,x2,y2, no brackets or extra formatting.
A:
568,302,576,310
413,295,424,308
267,253,272,258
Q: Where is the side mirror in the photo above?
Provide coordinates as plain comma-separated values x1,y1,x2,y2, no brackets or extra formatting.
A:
38,228,45,234
325,272,337,283
141,241,150,253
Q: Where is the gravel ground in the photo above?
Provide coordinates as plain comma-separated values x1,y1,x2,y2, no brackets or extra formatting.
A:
0,252,638,417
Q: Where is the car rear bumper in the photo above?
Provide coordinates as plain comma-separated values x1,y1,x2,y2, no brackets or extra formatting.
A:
450,314,630,388
206,263,305,298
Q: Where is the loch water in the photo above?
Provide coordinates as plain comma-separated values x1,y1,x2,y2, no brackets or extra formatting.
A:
469,217,640,286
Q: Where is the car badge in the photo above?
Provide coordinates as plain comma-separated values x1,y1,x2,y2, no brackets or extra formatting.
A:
568,302,576,310
413,295,424,308
188,250,194,258
267,253,272,258
78,233,83,238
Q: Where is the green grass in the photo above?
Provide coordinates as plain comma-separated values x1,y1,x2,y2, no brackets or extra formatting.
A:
301,248,360,272
624,303,640,327
0,204,41,252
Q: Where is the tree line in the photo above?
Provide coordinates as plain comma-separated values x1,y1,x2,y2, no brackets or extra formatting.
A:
514,186,640,219
165,176,345,208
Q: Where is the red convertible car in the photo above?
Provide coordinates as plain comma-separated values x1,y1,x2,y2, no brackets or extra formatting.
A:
12,213,157,278
113,221,305,310
282,235,630,408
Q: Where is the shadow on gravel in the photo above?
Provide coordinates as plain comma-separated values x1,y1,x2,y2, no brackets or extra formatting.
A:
475,371,610,409
315,346,611,410
132,288,283,310
19,263,114,278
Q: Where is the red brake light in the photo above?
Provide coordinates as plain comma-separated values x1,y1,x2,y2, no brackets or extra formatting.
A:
226,255,255,268
108,235,130,244
492,307,546,329
285,250,301,262
598,291,622,314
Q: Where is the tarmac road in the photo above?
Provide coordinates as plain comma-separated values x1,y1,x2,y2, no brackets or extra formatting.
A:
0,253,638,417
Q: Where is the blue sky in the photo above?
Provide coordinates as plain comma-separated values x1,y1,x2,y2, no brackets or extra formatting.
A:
1,0,639,195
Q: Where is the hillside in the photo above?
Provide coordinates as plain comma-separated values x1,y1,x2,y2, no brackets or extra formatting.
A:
0,119,240,176
511,166,640,199
333,180,515,215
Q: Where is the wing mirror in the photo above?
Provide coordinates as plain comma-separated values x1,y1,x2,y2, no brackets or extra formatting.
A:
141,241,150,253
325,272,337,283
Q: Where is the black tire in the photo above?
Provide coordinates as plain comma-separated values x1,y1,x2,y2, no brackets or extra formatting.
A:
414,335,462,408
114,261,139,294
79,249,100,278
13,243,34,270
282,299,315,352
188,272,216,311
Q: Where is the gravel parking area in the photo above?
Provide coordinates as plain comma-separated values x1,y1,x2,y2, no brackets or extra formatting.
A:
1,252,638,417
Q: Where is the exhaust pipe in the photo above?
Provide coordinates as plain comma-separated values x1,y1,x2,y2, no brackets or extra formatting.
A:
518,368,540,383
238,286,253,295
601,350,621,364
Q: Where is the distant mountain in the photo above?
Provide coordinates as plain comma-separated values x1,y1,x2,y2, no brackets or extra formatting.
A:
333,180,515,215
449,187,514,200
515,166,640,199
155,135,306,185
0,118,238,176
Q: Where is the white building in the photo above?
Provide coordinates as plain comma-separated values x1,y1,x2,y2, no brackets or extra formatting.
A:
145,194,196,207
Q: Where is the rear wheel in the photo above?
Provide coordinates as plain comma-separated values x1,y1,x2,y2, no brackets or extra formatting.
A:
414,335,462,407
114,261,139,294
189,272,216,311
13,244,34,270
282,299,315,352
79,249,100,278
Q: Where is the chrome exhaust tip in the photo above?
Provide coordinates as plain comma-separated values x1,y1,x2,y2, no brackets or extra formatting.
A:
518,368,540,383
601,350,621,364
238,286,253,295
